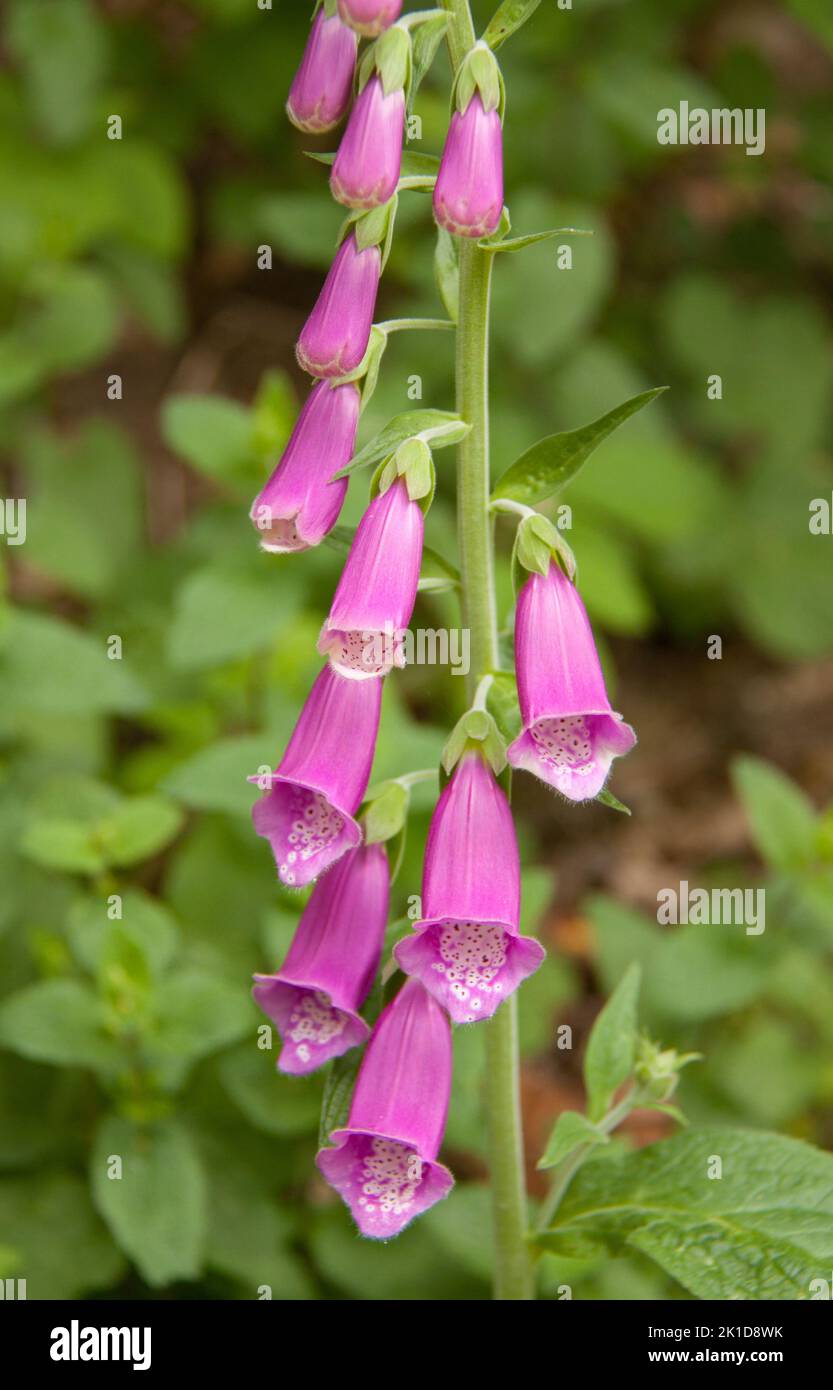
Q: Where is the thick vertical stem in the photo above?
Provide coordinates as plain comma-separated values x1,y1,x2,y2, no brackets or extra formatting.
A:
443,0,534,1302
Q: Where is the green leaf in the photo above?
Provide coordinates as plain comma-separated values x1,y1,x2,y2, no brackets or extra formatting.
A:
583,963,640,1122
410,15,449,105
0,1173,123,1298
538,1110,608,1170
67,889,179,979
480,227,591,253
7,0,106,146
732,755,817,872
0,980,121,1072
149,970,253,1083
2,612,147,717
336,409,465,479
23,420,142,600
434,227,459,322
219,1044,321,1137
492,388,668,506
595,788,631,815
540,1127,833,1300
486,670,522,744
90,1116,207,1287
483,0,543,51
99,796,184,868
319,1050,363,1149
361,782,408,846
161,394,258,492
168,568,295,670
162,735,264,817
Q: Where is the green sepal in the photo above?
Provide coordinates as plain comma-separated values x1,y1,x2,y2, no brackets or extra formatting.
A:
595,788,632,816
347,195,399,270
442,708,507,777
454,41,505,120
511,512,576,595
359,23,412,98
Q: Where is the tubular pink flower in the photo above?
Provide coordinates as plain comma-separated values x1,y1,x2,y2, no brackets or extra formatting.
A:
394,753,545,1023
337,0,402,37
253,842,389,1076
317,979,454,1239
249,380,358,553
286,9,357,134
296,233,381,379
318,477,423,678
331,76,405,210
433,94,504,239
251,664,382,887
507,561,637,801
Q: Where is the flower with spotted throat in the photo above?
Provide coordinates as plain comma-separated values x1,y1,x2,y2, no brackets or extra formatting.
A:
507,561,636,801
318,475,423,678
317,978,453,1238
252,842,388,1075
251,664,382,887
394,752,544,1022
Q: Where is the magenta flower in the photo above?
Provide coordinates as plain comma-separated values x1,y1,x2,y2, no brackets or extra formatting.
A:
433,93,503,239
394,753,544,1023
318,477,423,677
337,0,402,37
253,842,388,1076
249,380,358,552
286,9,357,135
296,233,381,379
251,664,382,887
330,76,405,210
507,561,636,801
317,979,453,1238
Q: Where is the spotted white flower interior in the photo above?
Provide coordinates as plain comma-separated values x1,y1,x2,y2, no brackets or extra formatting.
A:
259,516,306,552
323,628,403,677
358,1137,424,1222
530,714,595,776
280,787,345,884
284,988,347,1067
431,921,507,1020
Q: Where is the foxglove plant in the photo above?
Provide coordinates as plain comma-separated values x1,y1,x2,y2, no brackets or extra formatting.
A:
253,0,663,1299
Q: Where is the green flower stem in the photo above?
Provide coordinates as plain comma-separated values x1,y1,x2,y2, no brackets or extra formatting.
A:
443,0,534,1302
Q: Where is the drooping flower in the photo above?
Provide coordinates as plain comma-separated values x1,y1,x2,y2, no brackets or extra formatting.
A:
394,753,544,1022
507,560,636,801
253,842,389,1075
337,0,402,37
251,664,382,887
296,233,381,379
286,8,358,134
317,979,453,1238
249,379,358,553
433,93,503,239
331,75,405,210
318,476,423,678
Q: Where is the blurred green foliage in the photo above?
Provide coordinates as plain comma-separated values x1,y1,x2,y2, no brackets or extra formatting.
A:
0,0,832,1299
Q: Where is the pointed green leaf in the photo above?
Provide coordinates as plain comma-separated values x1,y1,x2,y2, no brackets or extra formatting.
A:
537,1110,608,1170
584,963,641,1122
335,409,464,479
492,387,668,506
479,226,592,253
483,0,543,51
539,1127,833,1300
